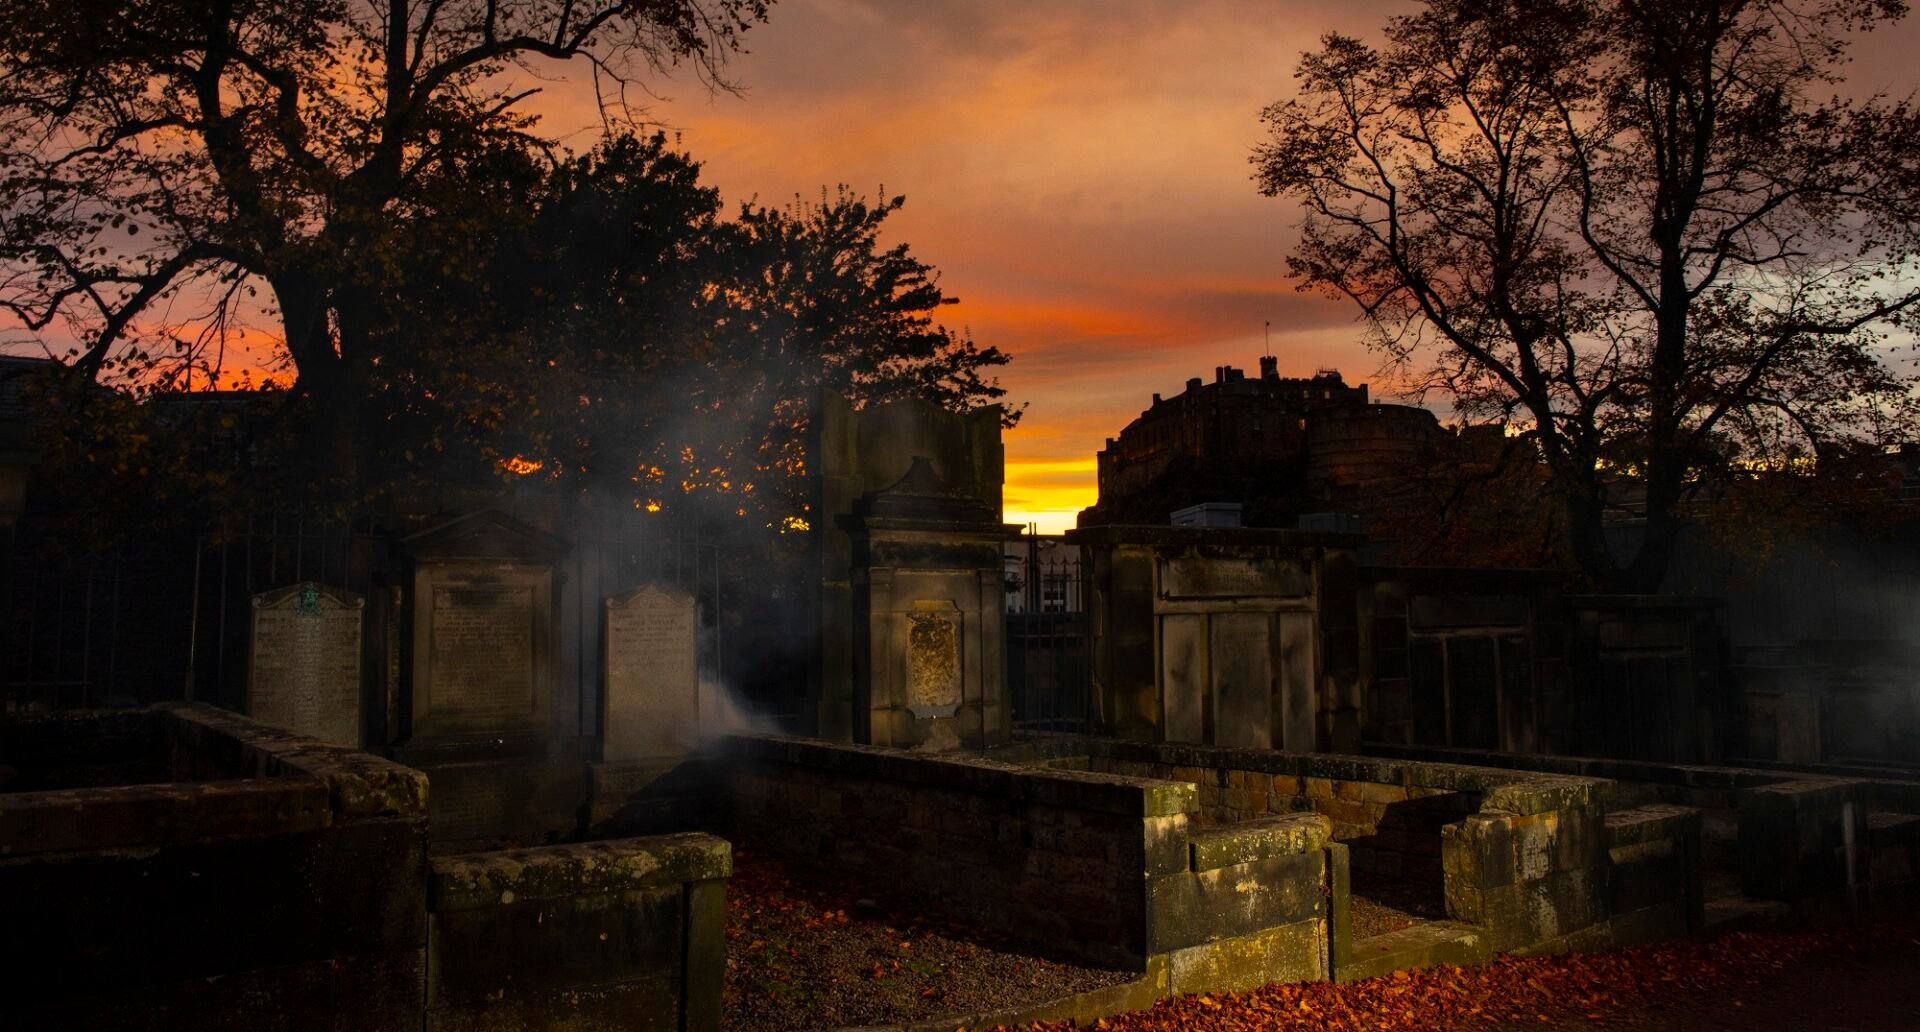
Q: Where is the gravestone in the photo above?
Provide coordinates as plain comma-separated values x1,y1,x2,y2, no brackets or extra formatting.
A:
603,584,699,760
404,511,567,739
248,582,364,747
397,509,573,850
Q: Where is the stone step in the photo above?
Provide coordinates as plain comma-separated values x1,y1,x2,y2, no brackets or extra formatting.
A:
1866,811,1920,846
1335,921,1488,983
1703,896,1794,935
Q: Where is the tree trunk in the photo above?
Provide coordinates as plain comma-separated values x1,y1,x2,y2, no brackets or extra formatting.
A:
273,273,368,496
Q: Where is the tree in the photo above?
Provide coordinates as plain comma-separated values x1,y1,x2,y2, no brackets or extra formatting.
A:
0,0,771,483
1255,0,1920,591
373,133,1013,523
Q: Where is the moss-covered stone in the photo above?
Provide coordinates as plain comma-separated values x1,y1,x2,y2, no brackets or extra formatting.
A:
1187,814,1332,871
429,833,731,912
1165,917,1328,994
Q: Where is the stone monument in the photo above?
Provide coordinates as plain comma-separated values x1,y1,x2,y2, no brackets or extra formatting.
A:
603,583,699,760
841,456,1022,751
247,581,365,747
394,509,575,848
1068,525,1363,753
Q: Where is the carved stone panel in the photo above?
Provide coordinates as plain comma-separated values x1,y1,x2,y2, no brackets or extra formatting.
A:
431,584,535,721
248,582,364,747
604,583,699,760
905,601,963,717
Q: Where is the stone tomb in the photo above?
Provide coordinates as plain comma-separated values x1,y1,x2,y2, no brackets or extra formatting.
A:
1069,525,1363,753
603,583,699,760
247,581,364,747
841,456,1021,751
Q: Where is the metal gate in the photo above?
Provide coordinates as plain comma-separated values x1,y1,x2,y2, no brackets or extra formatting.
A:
1004,528,1091,732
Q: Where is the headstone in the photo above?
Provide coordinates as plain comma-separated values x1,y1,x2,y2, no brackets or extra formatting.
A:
403,510,567,740
249,582,364,747
604,584,699,760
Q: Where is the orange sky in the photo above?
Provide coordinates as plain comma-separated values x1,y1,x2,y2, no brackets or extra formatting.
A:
584,0,1919,532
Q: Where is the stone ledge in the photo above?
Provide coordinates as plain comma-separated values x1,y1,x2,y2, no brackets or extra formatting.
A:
1334,922,1487,983
0,777,331,855
165,704,430,820
725,733,1197,818
1867,812,1920,847
429,832,731,913
1739,779,1857,811
1059,736,1604,803
1606,804,1701,848
1188,813,1332,871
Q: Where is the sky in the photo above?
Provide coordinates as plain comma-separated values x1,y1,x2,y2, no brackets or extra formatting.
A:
10,2,1914,531
609,0,1402,532
554,0,1917,533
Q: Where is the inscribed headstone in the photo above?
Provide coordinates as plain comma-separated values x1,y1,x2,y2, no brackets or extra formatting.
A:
249,582,364,747
604,584,698,760
429,583,536,723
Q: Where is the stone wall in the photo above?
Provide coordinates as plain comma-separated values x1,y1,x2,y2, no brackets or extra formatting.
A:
1604,805,1706,946
716,733,1338,992
1019,736,1617,959
1034,739,1528,890
1358,566,1570,754
1363,742,1920,919
3,705,429,1032
426,834,730,1032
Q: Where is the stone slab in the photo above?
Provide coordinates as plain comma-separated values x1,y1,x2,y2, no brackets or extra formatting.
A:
604,584,699,761
248,582,364,748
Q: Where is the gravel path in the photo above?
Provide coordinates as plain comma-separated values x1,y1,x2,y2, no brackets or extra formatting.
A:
1350,871,1447,939
724,851,1135,1031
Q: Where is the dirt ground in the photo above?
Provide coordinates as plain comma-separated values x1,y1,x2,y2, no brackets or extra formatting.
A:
722,851,1134,1031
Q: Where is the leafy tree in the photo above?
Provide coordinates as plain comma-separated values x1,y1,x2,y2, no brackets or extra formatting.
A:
1255,0,1920,590
374,133,1013,524
0,0,772,483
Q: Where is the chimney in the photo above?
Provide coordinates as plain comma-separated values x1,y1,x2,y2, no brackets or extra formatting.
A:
1226,366,1245,382
1260,355,1278,379
1151,392,1162,405
1214,366,1226,384
1187,377,1203,391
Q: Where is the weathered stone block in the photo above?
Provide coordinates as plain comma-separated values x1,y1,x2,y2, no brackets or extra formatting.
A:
1165,918,1328,994
1187,813,1332,870
1147,851,1326,952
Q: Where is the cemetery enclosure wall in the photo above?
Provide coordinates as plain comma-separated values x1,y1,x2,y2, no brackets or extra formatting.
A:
719,733,1339,992
1016,735,1622,956
1365,742,1920,915
1,704,430,1032
425,833,730,1032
